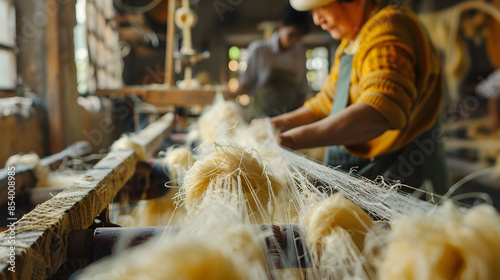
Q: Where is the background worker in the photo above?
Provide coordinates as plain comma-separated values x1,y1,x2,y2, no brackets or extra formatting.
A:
236,5,311,120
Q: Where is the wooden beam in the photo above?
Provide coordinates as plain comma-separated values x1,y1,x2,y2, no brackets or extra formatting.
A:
441,117,489,133
447,157,500,189
164,0,177,86
0,44,14,51
0,90,16,98
96,86,232,107
129,113,175,159
0,113,174,279
45,0,64,154
145,88,216,106
444,138,500,150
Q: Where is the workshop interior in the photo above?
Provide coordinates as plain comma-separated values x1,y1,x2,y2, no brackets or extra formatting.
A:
1,0,500,279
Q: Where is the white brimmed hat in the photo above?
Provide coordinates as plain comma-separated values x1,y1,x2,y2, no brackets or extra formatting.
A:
290,0,336,11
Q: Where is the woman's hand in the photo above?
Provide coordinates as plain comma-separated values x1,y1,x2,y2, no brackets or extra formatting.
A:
270,106,320,132
250,118,266,127
270,116,287,131
275,133,295,150
276,103,392,150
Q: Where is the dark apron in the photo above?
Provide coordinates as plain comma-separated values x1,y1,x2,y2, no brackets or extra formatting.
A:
324,54,450,194
247,67,303,120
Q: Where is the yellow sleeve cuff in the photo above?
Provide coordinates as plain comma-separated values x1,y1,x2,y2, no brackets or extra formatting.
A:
357,92,407,130
304,90,332,119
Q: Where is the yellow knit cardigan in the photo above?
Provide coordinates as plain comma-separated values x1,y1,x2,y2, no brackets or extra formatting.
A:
304,5,444,158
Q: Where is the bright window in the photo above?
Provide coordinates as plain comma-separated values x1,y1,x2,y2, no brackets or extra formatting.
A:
306,47,329,92
74,0,123,94
0,0,16,92
227,46,248,92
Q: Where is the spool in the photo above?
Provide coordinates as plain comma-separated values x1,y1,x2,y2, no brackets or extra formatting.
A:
174,7,197,29
174,7,197,55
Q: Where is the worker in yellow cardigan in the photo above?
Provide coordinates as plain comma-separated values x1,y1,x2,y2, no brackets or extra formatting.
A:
271,0,450,194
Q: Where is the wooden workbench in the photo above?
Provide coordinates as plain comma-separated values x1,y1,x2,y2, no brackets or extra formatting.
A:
96,86,232,107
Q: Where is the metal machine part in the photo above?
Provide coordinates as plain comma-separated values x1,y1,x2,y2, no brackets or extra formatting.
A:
66,224,310,276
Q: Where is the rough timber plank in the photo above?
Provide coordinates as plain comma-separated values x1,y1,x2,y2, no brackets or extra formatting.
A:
0,150,137,280
0,113,174,279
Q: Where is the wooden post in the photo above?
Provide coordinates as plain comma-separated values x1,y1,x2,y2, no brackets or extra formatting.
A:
164,0,177,86
97,87,221,106
0,90,16,98
45,0,64,154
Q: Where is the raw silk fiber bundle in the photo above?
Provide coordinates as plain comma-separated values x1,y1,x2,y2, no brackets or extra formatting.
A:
180,194,269,273
305,193,373,254
182,144,281,221
5,153,83,192
77,233,247,280
163,145,196,185
117,191,187,227
304,193,375,279
5,153,48,183
164,146,195,171
110,135,146,161
198,94,246,142
379,202,500,280
78,191,269,280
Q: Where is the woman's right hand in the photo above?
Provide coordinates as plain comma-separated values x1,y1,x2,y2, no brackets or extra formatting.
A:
275,132,295,150
270,116,287,131
270,106,319,132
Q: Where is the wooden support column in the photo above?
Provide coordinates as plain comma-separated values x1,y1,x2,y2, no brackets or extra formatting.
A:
45,0,64,154
164,0,177,86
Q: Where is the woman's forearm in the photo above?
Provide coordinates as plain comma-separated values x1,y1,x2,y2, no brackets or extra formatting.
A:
278,103,392,150
271,106,321,132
